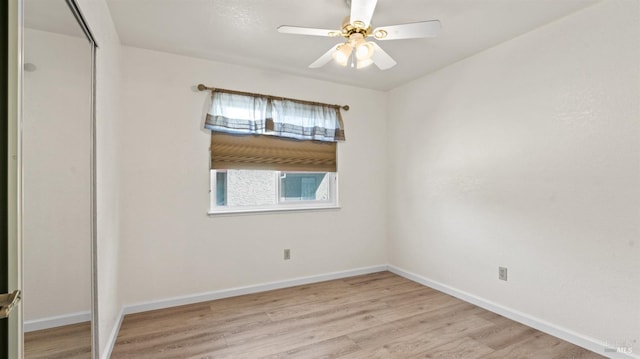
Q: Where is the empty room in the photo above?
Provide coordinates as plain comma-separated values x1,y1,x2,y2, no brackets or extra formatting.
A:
3,0,639,358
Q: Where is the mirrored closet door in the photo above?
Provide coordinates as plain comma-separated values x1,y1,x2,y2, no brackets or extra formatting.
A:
21,0,96,358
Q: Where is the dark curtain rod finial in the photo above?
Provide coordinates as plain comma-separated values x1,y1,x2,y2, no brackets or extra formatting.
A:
196,84,349,111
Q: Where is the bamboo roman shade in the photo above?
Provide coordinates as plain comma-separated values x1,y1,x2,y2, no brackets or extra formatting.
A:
211,132,337,172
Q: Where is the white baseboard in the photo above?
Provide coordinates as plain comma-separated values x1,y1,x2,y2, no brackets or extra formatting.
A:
101,265,386,357
123,264,388,315
103,264,635,359
388,265,637,359
101,306,124,359
24,311,91,332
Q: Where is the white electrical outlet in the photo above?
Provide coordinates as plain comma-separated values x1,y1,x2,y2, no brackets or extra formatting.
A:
499,266,508,281
284,249,291,260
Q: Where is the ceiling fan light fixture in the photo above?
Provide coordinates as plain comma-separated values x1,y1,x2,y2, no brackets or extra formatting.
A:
333,44,352,66
355,41,374,60
349,32,364,45
348,33,373,61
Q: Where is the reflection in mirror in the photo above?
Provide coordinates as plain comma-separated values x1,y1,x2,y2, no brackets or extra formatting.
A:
22,0,93,357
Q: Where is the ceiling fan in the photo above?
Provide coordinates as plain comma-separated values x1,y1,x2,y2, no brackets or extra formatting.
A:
277,0,441,70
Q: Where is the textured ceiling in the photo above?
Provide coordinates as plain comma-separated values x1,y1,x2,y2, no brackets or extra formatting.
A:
104,0,599,90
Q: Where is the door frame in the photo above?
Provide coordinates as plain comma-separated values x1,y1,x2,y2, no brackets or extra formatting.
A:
4,0,23,358
1,0,9,354
5,0,99,357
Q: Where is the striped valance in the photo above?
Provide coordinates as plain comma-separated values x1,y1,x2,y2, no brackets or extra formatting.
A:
204,89,346,142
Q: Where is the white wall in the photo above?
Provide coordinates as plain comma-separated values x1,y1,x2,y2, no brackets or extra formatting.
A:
118,47,388,305
22,28,92,322
76,0,123,356
388,0,639,354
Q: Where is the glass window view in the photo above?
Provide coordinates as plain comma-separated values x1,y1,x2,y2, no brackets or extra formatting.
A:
211,170,337,211
280,173,329,201
215,171,227,206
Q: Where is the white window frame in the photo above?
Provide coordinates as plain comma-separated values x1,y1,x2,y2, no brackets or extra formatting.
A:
208,170,339,215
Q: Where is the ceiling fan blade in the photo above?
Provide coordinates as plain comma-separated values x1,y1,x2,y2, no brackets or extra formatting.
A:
373,20,442,40
350,0,377,28
370,42,396,70
278,25,341,37
309,45,338,68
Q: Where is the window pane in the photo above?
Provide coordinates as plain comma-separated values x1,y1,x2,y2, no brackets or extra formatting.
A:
223,169,277,207
215,171,227,206
301,177,317,200
280,173,329,201
211,170,336,212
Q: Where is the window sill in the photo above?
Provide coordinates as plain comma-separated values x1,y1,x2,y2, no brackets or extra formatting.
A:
208,204,341,216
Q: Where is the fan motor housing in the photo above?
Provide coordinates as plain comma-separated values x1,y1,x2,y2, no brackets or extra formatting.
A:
340,16,372,39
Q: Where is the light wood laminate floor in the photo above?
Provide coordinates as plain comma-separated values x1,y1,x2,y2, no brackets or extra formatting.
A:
24,321,91,359
112,271,604,358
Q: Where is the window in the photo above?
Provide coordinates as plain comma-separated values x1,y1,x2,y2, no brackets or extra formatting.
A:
202,87,346,214
209,170,338,213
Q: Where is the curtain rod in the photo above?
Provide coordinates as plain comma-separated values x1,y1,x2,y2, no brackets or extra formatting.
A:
197,84,349,111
